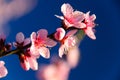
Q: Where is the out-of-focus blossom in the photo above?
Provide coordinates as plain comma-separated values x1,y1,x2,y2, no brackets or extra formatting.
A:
0,34,12,54
66,46,80,68
0,61,8,78
0,0,37,34
30,29,57,59
54,28,77,57
13,32,38,71
55,3,85,29
83,12,96,40
37,59,70,80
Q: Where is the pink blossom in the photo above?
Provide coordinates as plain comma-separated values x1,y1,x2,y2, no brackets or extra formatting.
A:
55,3,96,40
30,29,57,59
83,11,96,40
54,28,77,57
19,49,38,71
55,3,85,29
13,32,38,71
0,61,8,78
37,59,70,80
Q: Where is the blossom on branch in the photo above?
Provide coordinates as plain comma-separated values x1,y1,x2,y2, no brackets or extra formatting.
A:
0,2,97,78
13,32,31,48
13,32,38,71
0,61,8,78
82,11,96,39
30,29,57,59
55,3,85,29
19,49,38,71
54,28,77,57
55,3,96,40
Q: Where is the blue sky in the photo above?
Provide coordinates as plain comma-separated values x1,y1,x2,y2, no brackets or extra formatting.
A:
1,0,120,80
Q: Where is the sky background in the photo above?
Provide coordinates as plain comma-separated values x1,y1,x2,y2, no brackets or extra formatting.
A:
0,0,120,80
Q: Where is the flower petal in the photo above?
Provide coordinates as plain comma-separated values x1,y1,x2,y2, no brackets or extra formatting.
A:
37,29,48,40
30,45,40,58
28,57,38,70
85,11,90,19
66,29,78,37
23,38,31,46
38,47,50,59
61,3,73,18
31,32,36,41
20,59,30,71
59,45,65,58
45,38,57,47
72,11,85,22
84,27,96,40
0,61,8,78
77,22,86,28
55,15,64,20
65,36,76,47
16,32,25,43
90,14,96,21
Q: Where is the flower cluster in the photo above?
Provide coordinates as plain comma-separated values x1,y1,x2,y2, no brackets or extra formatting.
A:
55,3,96,40
0,3,96,78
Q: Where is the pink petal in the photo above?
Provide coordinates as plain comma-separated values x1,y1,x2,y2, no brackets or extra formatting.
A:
38,47,50,59
20,59,30,71
55,15,64,20
54,28,65,41
64,19,74,27
65,36,76,47
28,57,38,70
85,11,90,19
16,32,25,43
59,45,65,58
76,22,86,28
90,14,96,21
61,3,73,18
72,11,85,22
23,38,31,46
84,27,96,40
0,61,8,78
66,29,78,37
31,32,36,41
30,45,40,58
45,38,57,47
37,29,48,40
